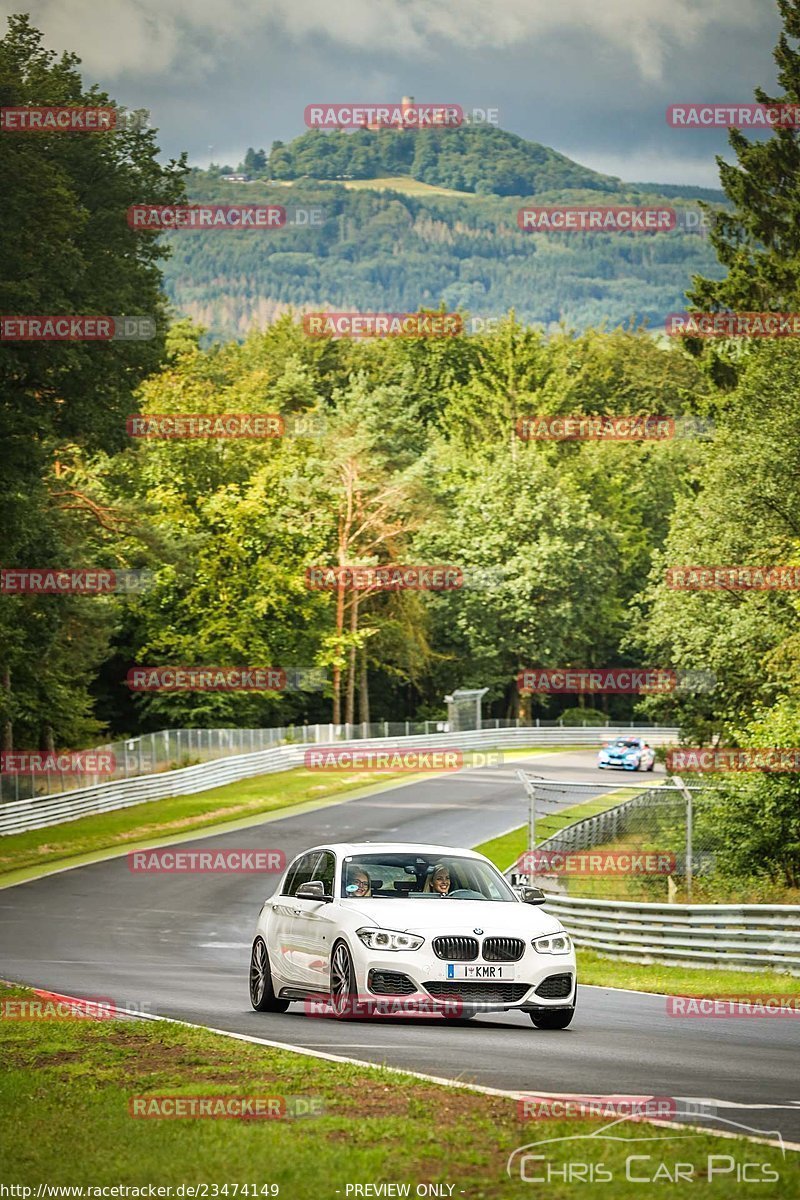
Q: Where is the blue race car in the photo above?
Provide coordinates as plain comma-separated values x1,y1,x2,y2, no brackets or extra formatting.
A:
598,737,655,771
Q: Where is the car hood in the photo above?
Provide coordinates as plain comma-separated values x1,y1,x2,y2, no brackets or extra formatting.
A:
342,897,564,937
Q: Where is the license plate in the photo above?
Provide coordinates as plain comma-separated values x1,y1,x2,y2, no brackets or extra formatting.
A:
446,964,515,980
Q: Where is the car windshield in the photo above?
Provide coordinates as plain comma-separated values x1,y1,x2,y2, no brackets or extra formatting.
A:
341,853,517,901
611,740,641,749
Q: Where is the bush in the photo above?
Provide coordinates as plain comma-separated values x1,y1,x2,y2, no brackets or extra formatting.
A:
558,707,609,727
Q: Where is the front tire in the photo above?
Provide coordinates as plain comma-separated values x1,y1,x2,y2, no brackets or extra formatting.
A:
330,940,358,1018
529,1005,575,1029
249,937,289,1012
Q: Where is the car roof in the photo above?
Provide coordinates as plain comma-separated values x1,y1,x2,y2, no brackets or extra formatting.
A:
295,842,487,860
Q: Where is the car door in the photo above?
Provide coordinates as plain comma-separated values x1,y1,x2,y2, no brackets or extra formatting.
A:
266,851,320,986
285,849,338,991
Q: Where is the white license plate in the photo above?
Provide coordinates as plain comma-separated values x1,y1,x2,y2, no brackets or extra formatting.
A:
446,964,515,980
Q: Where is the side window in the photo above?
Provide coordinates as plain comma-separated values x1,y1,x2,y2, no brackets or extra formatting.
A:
282,852,318,897
313,851,336,894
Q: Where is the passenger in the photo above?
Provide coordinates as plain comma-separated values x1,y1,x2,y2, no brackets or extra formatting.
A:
424,862,451,895
346,867,372,897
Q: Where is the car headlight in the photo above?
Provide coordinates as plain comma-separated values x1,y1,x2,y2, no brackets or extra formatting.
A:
625,753,640,761
532,934,572,954
356,928,424,951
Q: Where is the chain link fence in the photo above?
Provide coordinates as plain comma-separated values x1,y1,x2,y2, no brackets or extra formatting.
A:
0,717,668,804
513,775,718,902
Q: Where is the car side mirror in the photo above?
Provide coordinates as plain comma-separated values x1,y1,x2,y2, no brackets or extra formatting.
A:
296,880,331,901
517,886,546,905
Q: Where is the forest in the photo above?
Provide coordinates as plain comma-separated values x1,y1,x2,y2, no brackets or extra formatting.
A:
2,11,800,890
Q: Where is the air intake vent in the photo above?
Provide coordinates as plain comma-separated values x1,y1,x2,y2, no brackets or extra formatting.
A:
534,973,573,999
424,981,529,1003
368,970,416,995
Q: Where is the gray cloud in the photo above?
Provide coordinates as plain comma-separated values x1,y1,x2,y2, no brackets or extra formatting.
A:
1,0,784,185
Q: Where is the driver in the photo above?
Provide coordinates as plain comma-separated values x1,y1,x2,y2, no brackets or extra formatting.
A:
346,866,372,897
424,862,451,895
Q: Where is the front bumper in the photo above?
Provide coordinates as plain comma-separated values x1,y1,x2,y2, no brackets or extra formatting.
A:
351,942,577,1012
599,755,639,770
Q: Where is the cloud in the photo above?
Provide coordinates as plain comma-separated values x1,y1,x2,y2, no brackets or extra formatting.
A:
4,0,764,82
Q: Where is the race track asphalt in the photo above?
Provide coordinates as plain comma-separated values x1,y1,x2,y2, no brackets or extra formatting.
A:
2,749,798,1149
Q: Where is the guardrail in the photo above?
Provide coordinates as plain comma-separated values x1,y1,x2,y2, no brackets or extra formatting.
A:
539,894,800,974
0,726,677,837
506,780,800,973
0,718,673,803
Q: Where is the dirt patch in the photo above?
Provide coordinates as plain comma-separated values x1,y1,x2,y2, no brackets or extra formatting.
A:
320,1083,518,1124
111,806,253,843
3,1049,87,1069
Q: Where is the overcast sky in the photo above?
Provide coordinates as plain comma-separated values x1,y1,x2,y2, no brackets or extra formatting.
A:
3,0,785,185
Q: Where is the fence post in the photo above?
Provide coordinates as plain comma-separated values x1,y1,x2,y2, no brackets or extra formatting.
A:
405,720,410,737
686,789,693,902
672,774,694,902
384,721,389,738
529,780,536,855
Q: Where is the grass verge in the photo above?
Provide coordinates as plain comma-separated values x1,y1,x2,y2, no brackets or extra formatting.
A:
0,983,794,1194
0,746,574,883
576,949,800,997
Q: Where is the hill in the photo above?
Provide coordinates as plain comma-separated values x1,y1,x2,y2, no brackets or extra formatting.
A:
160,126,726,342
264,125,622,197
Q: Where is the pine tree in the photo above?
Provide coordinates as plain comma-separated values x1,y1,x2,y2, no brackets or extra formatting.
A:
689,0,800,311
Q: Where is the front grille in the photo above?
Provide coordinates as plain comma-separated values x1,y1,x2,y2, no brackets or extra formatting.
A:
535,973,574,999
368,969,416,995
433,936,478,961
482,937,525,962
424,981,529,1004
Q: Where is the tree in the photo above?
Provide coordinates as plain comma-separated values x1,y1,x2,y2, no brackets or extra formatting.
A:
632,342,800,741
693,699,800,890
313,375,432,724
0,14,186,748
415,441,621,719
243,147,267,175
689,0,800,313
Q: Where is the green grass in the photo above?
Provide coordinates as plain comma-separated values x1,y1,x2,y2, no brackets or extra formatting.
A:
1,984,795,1194
576,950,800,997
0,764,400,880
318,175,476,198
0,746,572,883
474,787,639,872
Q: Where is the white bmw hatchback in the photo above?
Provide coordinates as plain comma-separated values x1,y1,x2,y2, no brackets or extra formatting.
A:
249,841,577,1027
